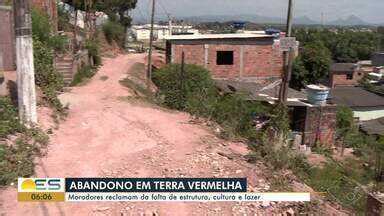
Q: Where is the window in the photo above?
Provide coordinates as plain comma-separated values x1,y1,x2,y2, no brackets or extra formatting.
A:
216,51,234,65
346,73,354,80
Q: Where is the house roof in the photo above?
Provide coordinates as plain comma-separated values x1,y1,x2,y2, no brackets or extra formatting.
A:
360,117,384,136
166,33,274,40
214,79,312,106
330,63,358,73
330,86,384,108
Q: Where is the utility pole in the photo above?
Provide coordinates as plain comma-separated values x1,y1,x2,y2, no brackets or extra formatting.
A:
13,0,38,126
279,0,295,103
147,0,156,89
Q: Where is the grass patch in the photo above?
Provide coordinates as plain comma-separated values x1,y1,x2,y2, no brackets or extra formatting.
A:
0,97,49,185
71,66,96,86
119,78,156,101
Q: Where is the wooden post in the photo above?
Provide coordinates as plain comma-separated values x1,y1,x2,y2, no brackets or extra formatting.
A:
13,0,37,126
180,51,185,100
147,0,156,89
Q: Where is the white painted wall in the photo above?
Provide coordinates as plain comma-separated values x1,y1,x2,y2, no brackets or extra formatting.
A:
354,110,384,121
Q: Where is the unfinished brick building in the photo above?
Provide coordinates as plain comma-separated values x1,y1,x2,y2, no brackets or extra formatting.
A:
0,4,14,71
165,34,283,83
0,0,57,71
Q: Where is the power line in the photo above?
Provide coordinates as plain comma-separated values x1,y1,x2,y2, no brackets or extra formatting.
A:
157,0,170,19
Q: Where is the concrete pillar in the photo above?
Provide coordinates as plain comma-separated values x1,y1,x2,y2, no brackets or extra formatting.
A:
240,45,244,78
204,44,209,68
14,0,37,125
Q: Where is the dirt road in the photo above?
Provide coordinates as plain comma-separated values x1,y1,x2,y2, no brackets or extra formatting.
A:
0,54,320,215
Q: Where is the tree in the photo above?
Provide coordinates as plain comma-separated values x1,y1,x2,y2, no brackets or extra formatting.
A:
290,41,332,89
336,106,355,156
95,0,137,28
290,57,309,90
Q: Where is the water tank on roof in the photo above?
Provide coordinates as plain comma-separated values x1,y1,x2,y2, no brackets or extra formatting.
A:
265,28,281,35
232,21,246,30
306,85,330,106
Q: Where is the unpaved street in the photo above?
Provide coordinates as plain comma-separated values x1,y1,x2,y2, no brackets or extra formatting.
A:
1,54,312,215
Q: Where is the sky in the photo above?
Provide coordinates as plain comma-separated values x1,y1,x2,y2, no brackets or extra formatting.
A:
132,0,384,24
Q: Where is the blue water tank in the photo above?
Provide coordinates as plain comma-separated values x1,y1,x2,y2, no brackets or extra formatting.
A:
265,28,281,35
306,85,330,106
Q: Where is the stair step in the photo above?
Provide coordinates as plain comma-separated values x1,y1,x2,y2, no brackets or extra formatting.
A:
56,64,72,68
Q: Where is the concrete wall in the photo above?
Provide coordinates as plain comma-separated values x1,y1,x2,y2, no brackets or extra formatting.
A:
168,40,283,81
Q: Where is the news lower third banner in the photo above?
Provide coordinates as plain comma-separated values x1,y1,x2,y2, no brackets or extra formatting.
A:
18,178,311,202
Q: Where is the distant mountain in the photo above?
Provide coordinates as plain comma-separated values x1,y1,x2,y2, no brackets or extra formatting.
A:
133,13,375,26
327,15,370,26
180,14,320,25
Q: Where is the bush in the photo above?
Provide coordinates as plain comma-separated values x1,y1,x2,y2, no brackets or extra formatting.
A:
31,8,51,43
48,35,69,53
102,20,125,45
33,39,64,91
71,66,96,86
85,39,102,66
0,97,24,138
153,64,216,110
0,128,49,185
57,3,71,32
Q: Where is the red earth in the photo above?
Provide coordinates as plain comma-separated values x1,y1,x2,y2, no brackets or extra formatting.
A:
0,54,347,215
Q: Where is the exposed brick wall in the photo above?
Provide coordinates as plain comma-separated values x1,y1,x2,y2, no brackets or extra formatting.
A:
31,0,58,31
169,40,283,80
330,70,366,88
303,105,337,147
0,0,57,71
0,7,15,71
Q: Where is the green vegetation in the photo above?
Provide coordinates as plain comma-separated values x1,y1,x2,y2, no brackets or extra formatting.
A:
153,64,215,110
336,106,355,154
32,8,69,53
0,97,49,185
153,64,269,139
360,75,384,95
32,8,67,118
0,97,23,138
152,63,382,213
294,28,379,63
290,41,332,89
57,3,71,32
71,66,96,86
85,39,102,66
102,20,125,45
291,28,380,90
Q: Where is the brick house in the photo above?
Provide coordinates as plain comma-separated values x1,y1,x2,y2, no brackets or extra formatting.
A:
165,34,283,83
329,63,363,88
0,0,57,71
0,4,15,71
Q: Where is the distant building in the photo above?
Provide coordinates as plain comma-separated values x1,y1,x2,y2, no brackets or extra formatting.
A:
372,52,384,67
330,86,384,121
132,24,199,41
165,33,283,82
329,63,362,87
